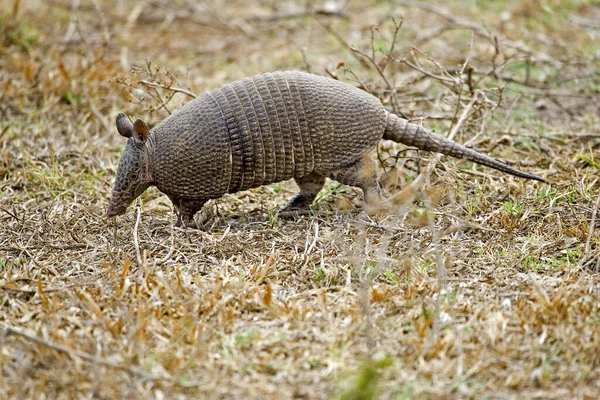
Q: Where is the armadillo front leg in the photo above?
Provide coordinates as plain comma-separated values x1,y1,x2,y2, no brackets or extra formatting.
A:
172,198,207,228
280,172,326,216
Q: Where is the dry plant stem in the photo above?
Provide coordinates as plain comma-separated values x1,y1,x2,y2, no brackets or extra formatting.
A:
139,80,197,99
91,0,110,43
419,78,474,367
351,43,401,115
383,17,403,64
144,0,234,32
301,222,319,268
579,192,600,267
247,8,348,22
394,0,562,67
90,103,111,133
412,47,460,83
348,19,404,115
298,46,313,74
338,68,370,92
447,32,474,133
133,204,143,267
316,19,371,69
422,175,465,383
156,221,175,265
448,93,480,143
401,58,455,84
61,0,81,44
0,321,192,386
1,282,97,294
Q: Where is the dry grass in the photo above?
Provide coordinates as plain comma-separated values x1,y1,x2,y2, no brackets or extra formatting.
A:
1,0,600,398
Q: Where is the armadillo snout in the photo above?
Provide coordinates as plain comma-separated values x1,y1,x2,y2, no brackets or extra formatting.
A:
107,169,140,218
106,199,128,218
107,179,152,218
108,130,154,219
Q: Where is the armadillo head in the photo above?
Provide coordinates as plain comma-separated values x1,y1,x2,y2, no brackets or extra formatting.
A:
107,114,153,218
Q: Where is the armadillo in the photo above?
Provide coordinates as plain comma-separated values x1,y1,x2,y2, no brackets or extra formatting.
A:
107,71,546,227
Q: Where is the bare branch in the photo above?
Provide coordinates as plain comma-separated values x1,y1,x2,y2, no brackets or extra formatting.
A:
394,0,562,67
139,80,197,99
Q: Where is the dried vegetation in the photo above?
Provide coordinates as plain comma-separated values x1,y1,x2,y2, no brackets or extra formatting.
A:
1,0,600,398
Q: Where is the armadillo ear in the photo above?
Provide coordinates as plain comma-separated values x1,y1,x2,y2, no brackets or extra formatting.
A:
116,113,133,138
132,119,150,144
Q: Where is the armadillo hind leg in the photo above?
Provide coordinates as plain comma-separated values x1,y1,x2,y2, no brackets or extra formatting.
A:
280,173,326,217
172,198,207,228
327,153,383,212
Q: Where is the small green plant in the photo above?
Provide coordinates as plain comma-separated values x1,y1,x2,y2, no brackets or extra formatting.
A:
502,200,525,217
565,248,582,264
544,256,565,269
315,179,343,203
362,260,379,278
3,18,39,50
383,269,399,285
235,330,256,348
576,154,600,171
313,266,326,282
462,325,475,334
413,207,426,218
460,182,484,216
531,186,557,201
417,259,435,275
178,376,194,386
337,357,393,400
421,307,434,320
62,90,79,107
267,208,280,229
522,255,547,271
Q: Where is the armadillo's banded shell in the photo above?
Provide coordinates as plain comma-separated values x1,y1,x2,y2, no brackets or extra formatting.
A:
151,71,386,200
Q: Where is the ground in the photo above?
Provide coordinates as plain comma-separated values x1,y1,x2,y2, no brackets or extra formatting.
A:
1,0,600,399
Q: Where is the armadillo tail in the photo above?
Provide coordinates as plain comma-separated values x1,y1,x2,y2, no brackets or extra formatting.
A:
383,112,547,183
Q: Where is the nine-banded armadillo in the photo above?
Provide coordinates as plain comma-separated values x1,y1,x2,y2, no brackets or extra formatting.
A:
107,71,546,227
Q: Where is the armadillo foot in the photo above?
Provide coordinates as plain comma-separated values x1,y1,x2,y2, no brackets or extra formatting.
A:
175,212,197,228
280,173,326,218
328,156,383,212
173,199,206,228
280,193,314,219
